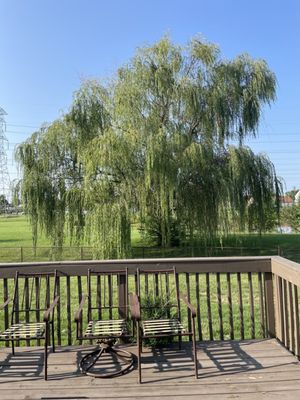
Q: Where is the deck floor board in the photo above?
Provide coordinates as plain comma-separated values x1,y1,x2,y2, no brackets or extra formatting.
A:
0,339,300,399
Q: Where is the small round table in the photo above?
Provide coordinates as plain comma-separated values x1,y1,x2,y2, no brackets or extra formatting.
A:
80,338,134,378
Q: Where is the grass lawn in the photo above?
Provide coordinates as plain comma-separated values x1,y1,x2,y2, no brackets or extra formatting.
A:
1,215,300,262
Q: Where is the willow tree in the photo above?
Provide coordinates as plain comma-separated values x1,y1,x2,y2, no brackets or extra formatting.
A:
16,36,281,258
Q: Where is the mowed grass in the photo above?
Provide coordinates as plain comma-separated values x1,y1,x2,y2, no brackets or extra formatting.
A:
1,214,300,262
0,215,49,247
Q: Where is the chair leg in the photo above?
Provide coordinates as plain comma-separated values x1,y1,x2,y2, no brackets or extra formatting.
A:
11,340,15,356
44,324,49,380
51,321,55,353
192,317,198,379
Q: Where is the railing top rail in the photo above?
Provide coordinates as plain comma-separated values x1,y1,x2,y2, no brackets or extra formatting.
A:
271,256,300,287
0,256,272,278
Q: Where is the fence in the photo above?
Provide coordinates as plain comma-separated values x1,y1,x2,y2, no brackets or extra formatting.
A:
0,245,289,264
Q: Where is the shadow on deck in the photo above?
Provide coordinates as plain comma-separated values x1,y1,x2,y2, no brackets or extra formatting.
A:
0,339,300,399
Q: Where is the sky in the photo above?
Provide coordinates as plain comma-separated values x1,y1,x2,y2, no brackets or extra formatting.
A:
0,0,300,194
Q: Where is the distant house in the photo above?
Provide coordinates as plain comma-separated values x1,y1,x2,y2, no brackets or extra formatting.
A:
295,190,300,204
280,196,294,207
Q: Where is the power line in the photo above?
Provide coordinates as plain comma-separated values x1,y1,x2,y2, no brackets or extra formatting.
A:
0,108,11,203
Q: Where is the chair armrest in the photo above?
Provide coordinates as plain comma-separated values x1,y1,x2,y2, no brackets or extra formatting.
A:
129,293,140,321
74,295,87,322
180,293,196,318
44,296,60,322
0,298,10,311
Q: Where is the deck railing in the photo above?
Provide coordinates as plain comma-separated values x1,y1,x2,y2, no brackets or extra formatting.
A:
0,256,299,355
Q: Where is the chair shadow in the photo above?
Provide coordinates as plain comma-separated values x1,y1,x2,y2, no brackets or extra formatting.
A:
140,339,299,383
198,340,298,379
142,342,198,382
0,348,44,381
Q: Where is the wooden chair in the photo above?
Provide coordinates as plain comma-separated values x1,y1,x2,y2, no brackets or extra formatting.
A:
130,266,198,383
0,270,60,380
74,268,134,378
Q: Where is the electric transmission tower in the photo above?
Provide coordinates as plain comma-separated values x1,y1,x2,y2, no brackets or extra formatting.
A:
0,107,11,212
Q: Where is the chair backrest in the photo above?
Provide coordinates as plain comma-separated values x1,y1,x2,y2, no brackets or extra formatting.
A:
136,266,180,321
11,270,58,325
87,268,129,321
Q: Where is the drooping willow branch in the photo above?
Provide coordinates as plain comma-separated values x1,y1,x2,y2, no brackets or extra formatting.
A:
15,36,282,258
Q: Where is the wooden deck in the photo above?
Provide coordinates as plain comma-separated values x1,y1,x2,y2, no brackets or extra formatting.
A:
0,339,300,399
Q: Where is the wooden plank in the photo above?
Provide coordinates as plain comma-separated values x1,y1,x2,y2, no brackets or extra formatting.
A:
237,272,244,340
216,273,223,340
56,275,61,346
265,272,276,338
293,284,300,357
185,273,192,338
272,257,300,287
77,276,82,344
108,274,112,319
206,273,213,340
24,277,30,346
248,272,255,339
288,281,295,353
154,273,159,297
66,275,71,345
97,274,102,320
0,257,272,278
227,273,234,340
3,278,9,347
258,272,266,338
282,278,289,348
195,273,202,341
35,276,41,346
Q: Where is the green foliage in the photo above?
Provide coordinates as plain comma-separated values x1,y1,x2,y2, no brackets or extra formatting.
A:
15,36,282,258
140,295,176,347
281,205,300,233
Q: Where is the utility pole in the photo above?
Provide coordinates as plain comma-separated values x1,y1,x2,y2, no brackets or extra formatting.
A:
0,107,10,213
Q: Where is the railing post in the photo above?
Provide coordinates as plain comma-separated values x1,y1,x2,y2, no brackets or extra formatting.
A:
20,246,23,262
265,272,276,337
118,273,126,319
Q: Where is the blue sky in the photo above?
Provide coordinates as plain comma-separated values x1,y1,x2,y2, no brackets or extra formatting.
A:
1,0,299,192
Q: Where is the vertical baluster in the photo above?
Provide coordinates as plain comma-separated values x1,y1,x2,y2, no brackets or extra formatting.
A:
206,273,213,340
258,272,266,337
237,273,244,340
3,278,9,347
282,279,289,348
66,275,72,346
186,273,192,338
25,277,30,346
56,275,61,346
248,272,255,339
97,275,101,320
154,273,159,297
277,277,284,342
165,273,170,318
108,274,112,319
288,281,295,353
293,285,300,357
264,272,275,338
35,277,40,346
77,276,82,344
195,273,202,341
227,273,234,340
216,273,223,340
